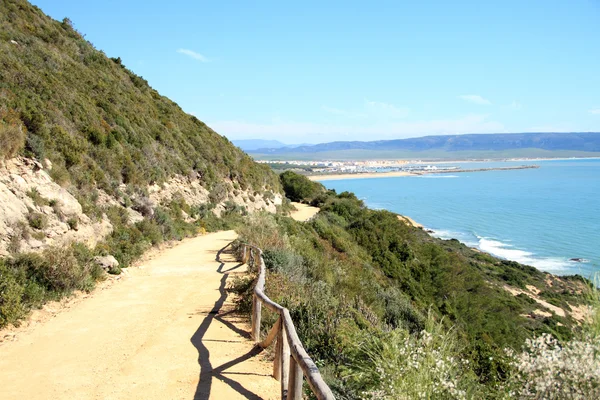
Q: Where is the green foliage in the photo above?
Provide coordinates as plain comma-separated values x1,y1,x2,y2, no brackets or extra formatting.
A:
345,314,484,399
279,171,325,203
0,261,25,327
0,0,280,196
235,191,588,398
26,187,49,206
66,217,78,230
0,243,104,328
0,117,26,160
27,211,47,230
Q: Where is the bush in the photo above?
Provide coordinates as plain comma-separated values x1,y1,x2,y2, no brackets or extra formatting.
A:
26,188,50,207
347,314,482,399
506,333,600,399
67,217,78,230
263,248,306,283
0,262,25,328
279,171,325,203
0,122,26,160
22,247,84,293
27,212,48,230
236,212,289,251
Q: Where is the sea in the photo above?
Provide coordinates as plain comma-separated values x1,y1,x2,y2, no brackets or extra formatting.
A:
320,158,600,278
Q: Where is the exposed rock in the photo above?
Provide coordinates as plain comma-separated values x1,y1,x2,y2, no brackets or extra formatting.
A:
148,174,282,216
94,255,119,271
0,157,113,256
28,239,44,249
126,208,144,224
132,196,155,217
0,180,29,238
95,190,120,208
0,156,282,257
148,175,209,208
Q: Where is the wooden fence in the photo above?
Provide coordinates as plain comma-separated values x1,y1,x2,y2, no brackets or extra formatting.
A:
238,243,335,400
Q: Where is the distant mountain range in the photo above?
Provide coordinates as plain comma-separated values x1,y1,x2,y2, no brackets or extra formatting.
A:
247,132,600,155
232,139,310,151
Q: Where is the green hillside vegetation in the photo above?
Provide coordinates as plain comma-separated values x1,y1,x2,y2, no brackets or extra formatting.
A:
0,0,278,195
1,2,597,398
236,172,594,398
0,0,280,328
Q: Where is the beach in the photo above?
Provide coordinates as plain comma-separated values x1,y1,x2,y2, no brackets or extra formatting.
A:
309,171,414,181
309,165,538,181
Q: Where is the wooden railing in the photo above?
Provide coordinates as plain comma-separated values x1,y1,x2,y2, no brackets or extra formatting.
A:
238,243,335,400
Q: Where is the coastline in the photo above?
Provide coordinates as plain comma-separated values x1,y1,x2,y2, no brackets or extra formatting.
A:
309,171,413,181
315,158,599,276
309,165,538,181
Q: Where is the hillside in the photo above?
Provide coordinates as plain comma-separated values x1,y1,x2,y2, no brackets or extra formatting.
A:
238,172,597,398
0,0,283,328
249,132,600,160
0,0,279,193
0,2,597,399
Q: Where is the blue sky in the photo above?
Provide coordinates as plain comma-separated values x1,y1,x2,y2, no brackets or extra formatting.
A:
32,0,600,143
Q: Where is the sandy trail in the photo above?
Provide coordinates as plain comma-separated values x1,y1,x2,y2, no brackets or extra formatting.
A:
290,202,319,221
0,230,279,400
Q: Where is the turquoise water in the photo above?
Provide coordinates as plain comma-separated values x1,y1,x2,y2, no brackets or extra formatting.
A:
321,159,600,277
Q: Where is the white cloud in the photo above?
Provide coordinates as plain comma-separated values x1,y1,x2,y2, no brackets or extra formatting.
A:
589,108,600,115
177,48,209,62
209,114,504,143
458,94,492,105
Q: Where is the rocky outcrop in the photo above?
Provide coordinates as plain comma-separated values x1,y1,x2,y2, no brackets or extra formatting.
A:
94,255,119,272
0,158,113,256
0,157,283,257
147,175,283,216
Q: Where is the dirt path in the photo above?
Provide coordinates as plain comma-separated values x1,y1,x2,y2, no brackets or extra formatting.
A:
0,230,279,400
290,202,319,222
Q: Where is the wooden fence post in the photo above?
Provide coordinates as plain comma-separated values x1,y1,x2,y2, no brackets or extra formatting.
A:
280,326,290,399
287,356,303,400
251,293,261,342
274,322,283,380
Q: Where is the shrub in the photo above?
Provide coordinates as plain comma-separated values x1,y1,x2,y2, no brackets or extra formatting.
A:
27,247,84,293
67,217,78,230
26,188,50,207
279,171,325,203
0,262,25,328
506,333,600,399
263,248,306,283
27,212,48,230
0,122,26,160
237,212,289,251
347,314,482,399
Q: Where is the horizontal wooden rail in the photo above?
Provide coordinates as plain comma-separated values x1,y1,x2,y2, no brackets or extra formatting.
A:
238,242,335,400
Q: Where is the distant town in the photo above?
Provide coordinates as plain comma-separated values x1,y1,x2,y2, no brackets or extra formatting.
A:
259,159,462,175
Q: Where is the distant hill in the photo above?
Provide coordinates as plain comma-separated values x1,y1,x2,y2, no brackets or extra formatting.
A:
249,132,600,159
232,139,288,151
232,139,311,151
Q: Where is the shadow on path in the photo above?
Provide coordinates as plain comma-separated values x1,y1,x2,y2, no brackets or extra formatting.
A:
191,244,264,400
